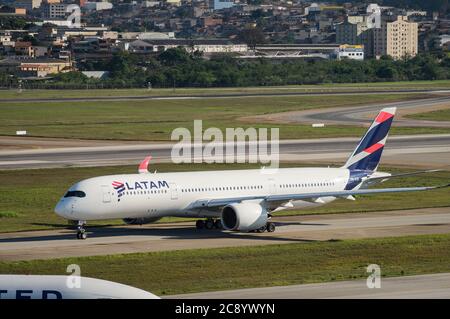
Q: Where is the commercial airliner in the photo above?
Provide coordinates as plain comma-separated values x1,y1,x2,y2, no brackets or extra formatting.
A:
0,275,159,299
55,107,449,239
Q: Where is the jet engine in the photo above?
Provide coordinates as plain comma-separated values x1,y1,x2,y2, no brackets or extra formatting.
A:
123,217,161,225
221,203,267,232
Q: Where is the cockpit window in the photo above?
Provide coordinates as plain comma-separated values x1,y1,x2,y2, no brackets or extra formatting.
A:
64,191,86,198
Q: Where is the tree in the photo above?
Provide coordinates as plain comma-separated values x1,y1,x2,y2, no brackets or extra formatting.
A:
238,27,266,50
21,34,38,46
52,72,89,83
108,51,137,78
376,65,397,80
159,48,191,66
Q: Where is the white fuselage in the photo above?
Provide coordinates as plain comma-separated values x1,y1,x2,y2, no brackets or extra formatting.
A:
0,275,159,299
55,167,351,221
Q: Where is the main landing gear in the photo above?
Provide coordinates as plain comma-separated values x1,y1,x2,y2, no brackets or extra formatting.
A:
255,222,276,233
76,220,87,240
196,219,222,230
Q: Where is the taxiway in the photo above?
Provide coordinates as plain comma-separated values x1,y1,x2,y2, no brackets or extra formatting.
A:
0,207,448,261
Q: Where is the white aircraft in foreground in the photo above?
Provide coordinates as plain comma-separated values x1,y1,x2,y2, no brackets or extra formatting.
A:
0,275,159,299
55,107,449,239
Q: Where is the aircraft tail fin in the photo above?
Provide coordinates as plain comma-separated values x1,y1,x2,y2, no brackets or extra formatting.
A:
343,107,396,171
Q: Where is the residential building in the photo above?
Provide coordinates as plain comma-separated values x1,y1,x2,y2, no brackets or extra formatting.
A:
209,0,234,11
166,0,181,5
439,35,450,48
84,1,113,11
336,20,360,44
75,0,88,7
201,17,223,28
14,0,42,11
0,32,12,44
373,16,418,59
304,3,321,16
41,3,68,19
15,42,34,57
0,57,72,77
336,18,373,56
0,6,27,15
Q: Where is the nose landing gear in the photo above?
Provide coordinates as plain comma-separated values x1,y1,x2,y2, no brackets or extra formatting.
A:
76,220,87,240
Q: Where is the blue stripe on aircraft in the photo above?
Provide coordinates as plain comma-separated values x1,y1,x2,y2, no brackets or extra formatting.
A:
348,146,384,171
354,117,393,154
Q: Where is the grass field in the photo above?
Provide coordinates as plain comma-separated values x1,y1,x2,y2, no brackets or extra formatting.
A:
1,80,450,100
0,162,448,233
407,108,450,122
1,93,449,141
0,233,449,295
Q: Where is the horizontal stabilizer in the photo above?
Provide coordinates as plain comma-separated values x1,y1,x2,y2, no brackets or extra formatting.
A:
362,169,443,187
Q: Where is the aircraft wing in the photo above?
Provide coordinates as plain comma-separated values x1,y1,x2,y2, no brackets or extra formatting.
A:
189,184,449,210
264,184,448,205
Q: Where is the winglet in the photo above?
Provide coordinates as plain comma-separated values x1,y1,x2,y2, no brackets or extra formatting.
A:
138,156,152,174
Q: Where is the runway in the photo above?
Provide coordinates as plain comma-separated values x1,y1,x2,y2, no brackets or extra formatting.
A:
244,95,450,127
1,134,450,170
0,89,445,104
166,273,450,299
0,207,449,261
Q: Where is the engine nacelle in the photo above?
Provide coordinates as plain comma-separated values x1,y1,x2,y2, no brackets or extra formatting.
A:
123,217,161,225
221,203,267,232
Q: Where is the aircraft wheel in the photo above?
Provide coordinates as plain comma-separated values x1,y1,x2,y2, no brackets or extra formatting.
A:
266,222,276,233
213,219,222,229
205,219,214,230
195,220,205,230
77,230,87,240
256,225,266,233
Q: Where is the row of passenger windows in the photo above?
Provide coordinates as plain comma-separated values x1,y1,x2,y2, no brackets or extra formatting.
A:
119,182,336,197
181,185,263,193
280,182,335,188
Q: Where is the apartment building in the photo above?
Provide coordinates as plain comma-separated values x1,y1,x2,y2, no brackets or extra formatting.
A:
336,17,373,56
374,16,418,59
41,2,68,19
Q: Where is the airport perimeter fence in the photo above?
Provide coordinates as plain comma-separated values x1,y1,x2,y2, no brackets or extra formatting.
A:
0,82,237,90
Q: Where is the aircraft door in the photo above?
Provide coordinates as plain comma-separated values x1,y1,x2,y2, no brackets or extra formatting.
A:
101,185,112,203
268,178,277,195
170,183,178,200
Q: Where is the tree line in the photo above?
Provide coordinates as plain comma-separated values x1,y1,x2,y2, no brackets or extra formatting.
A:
2,48,450,88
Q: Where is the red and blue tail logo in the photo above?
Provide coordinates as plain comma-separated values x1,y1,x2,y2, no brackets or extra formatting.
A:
344,107,396,171
112,181,125,200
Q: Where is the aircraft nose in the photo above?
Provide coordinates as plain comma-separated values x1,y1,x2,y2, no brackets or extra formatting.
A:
54,199,71,218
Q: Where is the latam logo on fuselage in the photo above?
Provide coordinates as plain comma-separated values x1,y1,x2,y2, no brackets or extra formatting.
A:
112,180,169,200
113,180,169,191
